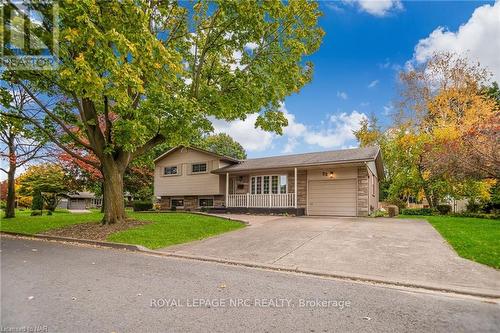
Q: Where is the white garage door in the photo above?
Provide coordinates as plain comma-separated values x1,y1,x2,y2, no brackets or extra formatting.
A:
308,179,357,216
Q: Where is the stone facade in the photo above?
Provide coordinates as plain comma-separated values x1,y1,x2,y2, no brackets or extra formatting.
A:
158,195,225,211
357,166,369,216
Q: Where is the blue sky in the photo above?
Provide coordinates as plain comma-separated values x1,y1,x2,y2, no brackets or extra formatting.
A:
212,0,499,158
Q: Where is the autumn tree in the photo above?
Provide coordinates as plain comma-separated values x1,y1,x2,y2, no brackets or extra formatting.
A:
395,52,499,207
2,0,323,224
18,164,74,211
0,83,48,218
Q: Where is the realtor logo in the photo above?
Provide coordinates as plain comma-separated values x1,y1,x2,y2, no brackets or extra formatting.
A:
1,0,59,70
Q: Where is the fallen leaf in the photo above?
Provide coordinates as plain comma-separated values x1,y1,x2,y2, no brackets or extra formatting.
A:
362,317,371,321
28,296,34,300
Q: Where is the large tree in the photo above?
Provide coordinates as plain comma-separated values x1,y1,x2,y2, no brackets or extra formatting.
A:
2,1,324,224
0,84,48,218
200,133,246,159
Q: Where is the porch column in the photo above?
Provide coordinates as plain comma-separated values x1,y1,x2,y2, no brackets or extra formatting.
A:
294,167,298,208
225,173,229,207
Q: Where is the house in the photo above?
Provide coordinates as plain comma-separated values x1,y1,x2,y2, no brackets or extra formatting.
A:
154,145,383,216
58,191,102,210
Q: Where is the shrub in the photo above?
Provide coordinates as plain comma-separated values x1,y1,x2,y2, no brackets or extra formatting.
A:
451,212,500,220
371,209,388,217
0,200,6,210
466,200,482,213
30,211,42,216
436,204,452,215
401,208,434,216
31,190,44,212
132,201,153,212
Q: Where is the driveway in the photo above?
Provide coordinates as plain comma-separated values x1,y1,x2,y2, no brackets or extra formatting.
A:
3,237,500,332
161,215,500,296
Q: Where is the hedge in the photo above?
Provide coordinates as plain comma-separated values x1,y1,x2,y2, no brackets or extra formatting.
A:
132,201,153,212
400,208,435,216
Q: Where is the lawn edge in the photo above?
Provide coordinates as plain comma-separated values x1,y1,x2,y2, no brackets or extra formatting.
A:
2,231,499,300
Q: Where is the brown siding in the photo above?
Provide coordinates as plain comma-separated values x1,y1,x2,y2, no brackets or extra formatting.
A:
357,166,369,216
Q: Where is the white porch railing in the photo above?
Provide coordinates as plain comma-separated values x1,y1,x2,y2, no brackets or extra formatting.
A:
227,193,295,208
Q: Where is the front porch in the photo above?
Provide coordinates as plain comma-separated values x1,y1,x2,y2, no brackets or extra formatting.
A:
227,193,295,208
224,168,302,210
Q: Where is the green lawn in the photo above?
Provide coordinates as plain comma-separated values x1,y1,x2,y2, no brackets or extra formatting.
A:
1,210,244,249
107,212,244,249
0,209,102,234
401,215,500,269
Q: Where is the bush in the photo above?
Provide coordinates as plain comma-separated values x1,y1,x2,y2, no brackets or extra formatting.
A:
30,211,42,216
31,190,44,212
436,204,452,215
132,201,153,212
371,209,388,217
466,200,482,213
0,200,6,210
451,212,500,220
401,208,434,216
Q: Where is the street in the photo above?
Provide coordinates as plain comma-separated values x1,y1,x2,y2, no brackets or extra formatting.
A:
1,237,499,332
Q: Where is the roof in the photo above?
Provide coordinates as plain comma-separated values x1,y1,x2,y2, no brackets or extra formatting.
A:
66,191,96,199
153,145,240,164
213,146,383,177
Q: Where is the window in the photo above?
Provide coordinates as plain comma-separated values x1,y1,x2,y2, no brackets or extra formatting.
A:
263,176,270,194
171,198,184,207
251,175,287,194
271,176,278,194
192,163,207,173
199,198,214,207
164,166,177,175
280,175,287,194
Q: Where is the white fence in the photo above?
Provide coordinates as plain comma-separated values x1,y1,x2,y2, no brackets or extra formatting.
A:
227,193,295,208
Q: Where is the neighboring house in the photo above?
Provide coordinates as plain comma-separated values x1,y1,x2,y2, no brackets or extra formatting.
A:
58,191,102,210
154,145,383,217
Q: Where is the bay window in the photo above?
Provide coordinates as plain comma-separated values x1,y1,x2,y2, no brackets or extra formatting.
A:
251,175,287,194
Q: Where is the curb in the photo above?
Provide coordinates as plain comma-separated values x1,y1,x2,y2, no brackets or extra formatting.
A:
2,231,499,300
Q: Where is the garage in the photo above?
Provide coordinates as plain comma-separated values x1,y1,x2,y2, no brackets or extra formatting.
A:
307,179,357,216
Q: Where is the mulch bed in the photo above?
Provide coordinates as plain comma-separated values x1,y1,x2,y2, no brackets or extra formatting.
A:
42,219,150,241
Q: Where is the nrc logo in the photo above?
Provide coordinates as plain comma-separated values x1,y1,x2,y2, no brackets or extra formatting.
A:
1,0,59,70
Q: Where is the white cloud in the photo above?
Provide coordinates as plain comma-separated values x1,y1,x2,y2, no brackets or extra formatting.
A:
337,91,348,100
302,111,367,149
210,105,366,155
368,79,379,88
413,2,500,81
210,114,274,152
345,0,403,17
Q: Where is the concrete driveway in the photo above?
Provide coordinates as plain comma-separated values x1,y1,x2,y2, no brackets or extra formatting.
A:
161,215,500,296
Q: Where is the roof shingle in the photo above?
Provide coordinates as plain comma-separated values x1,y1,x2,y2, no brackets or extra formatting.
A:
213,146,380,173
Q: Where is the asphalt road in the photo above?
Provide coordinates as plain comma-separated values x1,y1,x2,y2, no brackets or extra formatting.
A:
1,237,499,333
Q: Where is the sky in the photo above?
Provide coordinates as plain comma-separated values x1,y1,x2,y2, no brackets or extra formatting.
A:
212,0,500,158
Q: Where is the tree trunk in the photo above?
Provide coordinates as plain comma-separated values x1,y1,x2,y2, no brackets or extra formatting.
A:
100,182,105,213
101,160,126,225
5,166,16,218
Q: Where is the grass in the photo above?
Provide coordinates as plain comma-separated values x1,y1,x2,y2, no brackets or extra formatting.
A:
400,215,500,269
1,209,244,249
108,212,244,249
0,209,102,234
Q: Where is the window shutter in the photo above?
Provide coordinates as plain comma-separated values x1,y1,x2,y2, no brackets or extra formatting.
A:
178,164,183,175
